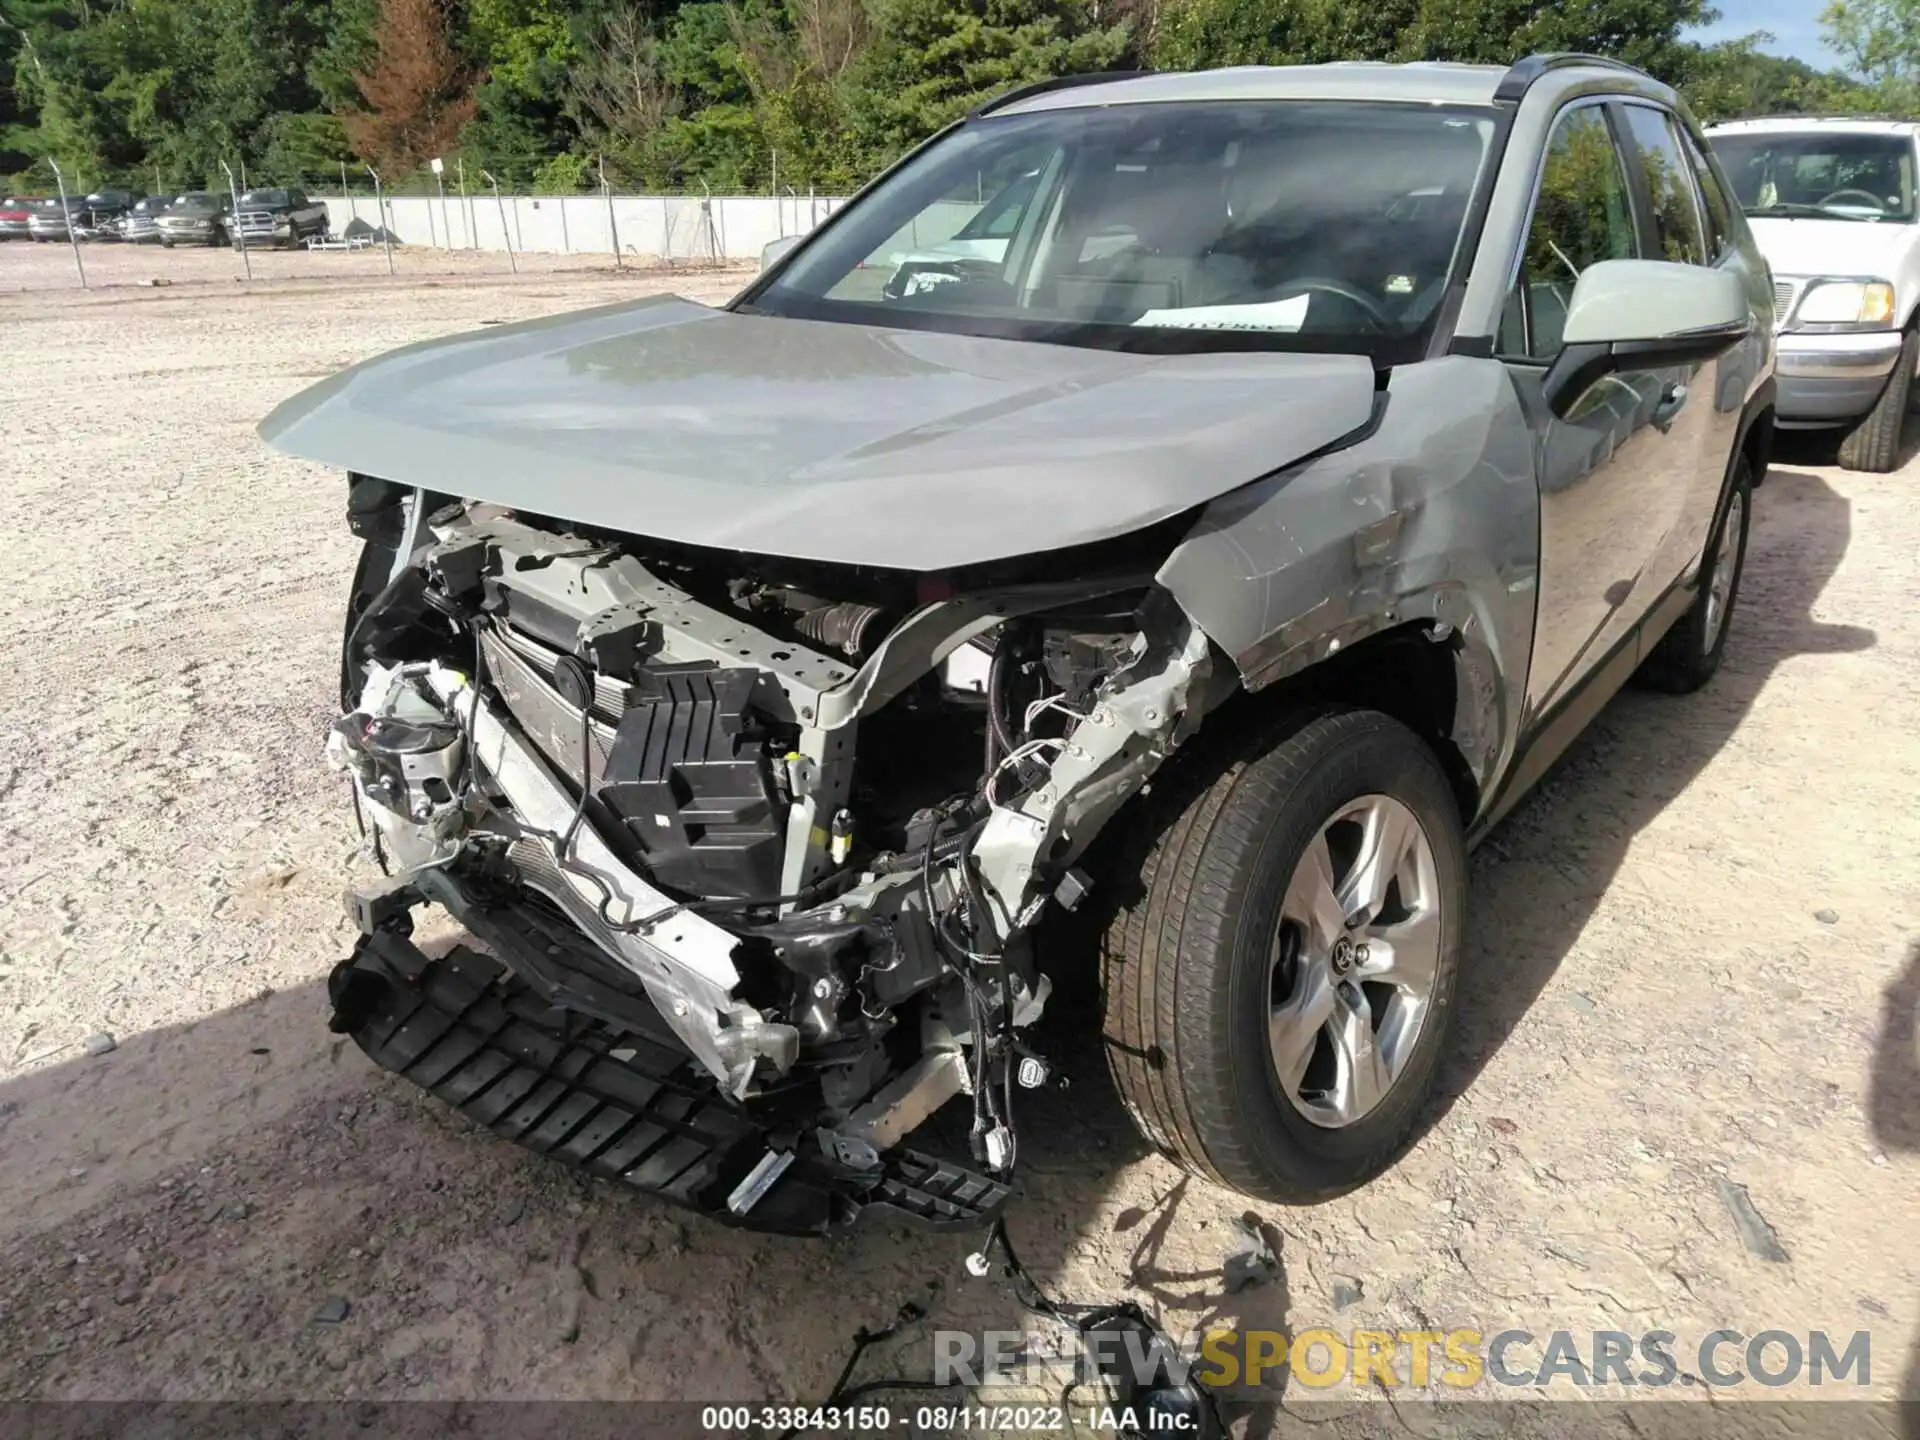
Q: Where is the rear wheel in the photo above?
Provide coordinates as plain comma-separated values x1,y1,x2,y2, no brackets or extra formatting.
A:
1639,454,1752,694
1101,708,1466,1203
1837,329,1916,472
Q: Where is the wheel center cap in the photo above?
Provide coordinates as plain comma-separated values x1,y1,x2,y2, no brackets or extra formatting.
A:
1331,936,1357,976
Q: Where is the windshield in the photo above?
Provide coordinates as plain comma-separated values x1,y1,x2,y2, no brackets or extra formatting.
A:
749,100,1496,358
1710,131,1917,222
241,189,290,208
173,193,221,212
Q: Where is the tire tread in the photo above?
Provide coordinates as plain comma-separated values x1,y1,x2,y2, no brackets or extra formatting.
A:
1101,706,1460,1200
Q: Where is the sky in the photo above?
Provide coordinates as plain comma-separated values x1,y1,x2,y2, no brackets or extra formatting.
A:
1687,0,1837,68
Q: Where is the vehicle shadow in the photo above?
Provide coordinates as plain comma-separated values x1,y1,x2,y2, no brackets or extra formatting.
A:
1424,462,1874,1123
0,968,1287,1418
1870,940,1920,1422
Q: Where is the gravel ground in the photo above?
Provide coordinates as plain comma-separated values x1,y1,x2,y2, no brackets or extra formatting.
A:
1,233,696,294
0,246,1916,1430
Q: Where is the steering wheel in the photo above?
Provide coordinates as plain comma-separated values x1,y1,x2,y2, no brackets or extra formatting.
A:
1276,277,1394,332
1819,188,1888,212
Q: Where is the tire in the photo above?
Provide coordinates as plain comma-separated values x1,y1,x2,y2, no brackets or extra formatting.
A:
1837,329,1916,472
1638,453,1753,694
1100,707,1467,1204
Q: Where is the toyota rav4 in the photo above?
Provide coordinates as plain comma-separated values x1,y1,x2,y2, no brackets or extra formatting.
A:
263,54,1775,1234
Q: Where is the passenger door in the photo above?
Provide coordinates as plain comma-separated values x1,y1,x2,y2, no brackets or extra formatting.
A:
1500,102,1705,719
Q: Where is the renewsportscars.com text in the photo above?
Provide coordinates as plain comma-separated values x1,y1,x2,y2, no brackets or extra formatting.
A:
933,1326,1873,1391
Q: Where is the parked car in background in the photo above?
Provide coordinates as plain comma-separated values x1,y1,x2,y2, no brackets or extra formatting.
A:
1708,117,1920,471
156,191,232,247
231,187,329,249
28,196,93,242
117,194,173,244
73,189,141,240
270,55,1774,1233
0,196,39,240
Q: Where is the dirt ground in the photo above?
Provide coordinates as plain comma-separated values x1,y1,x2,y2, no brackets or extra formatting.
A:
0,241,1916,1432
0,232,686,293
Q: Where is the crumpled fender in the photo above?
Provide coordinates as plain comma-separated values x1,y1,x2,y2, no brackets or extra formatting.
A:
1155,357,1540,809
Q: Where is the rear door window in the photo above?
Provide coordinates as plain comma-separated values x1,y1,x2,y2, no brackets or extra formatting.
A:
1620,105,1708,265
1678,128,1735,258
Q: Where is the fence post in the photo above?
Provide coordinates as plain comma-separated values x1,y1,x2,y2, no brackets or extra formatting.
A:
367,165,394,276
47,159,86,290
600,155,621,270
219,158,251,282
456,158,470,248
482,170,517,274
434,162,451,252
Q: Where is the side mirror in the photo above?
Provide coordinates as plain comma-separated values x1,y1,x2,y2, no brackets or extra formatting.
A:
1543,259,1751,420
760,234,801,274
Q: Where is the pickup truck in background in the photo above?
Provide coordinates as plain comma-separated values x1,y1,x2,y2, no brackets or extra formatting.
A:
1708,117,1920,471
230,187,330,250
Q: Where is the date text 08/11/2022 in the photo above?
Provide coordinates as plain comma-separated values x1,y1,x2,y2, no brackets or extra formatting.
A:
699,1404,1196,1432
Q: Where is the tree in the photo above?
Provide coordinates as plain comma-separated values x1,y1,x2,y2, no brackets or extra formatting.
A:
461,0,581,178
850,0,1131,167
1154,0,1712,83
569,6,676,160
341,0,478,177
1680,34,1874,121
1822,0,1920,90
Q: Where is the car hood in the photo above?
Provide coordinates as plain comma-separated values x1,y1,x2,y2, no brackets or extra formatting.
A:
1748,216,1911,281
258,296,1378,570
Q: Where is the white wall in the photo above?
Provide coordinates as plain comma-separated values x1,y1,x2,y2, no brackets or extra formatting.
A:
321,192,847,261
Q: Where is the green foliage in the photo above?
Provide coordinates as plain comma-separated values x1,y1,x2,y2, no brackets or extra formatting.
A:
0,0,1896,196
1823,0,1920,87
1153,0,1713,78
529,148,592,190
1154,0,1407,71
1680,33,1875,120
849,0,1130,166
257,111,354,180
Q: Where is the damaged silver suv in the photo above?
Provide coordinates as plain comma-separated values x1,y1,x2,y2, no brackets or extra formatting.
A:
263,55,1775,1234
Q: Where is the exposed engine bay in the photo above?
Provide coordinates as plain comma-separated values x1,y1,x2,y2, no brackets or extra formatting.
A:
325,490,1226,1233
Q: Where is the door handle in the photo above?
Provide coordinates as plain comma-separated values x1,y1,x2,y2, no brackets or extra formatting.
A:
1653,381,1688,431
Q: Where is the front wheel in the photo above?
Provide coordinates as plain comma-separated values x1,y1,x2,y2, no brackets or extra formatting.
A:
1837,330,1916,472
1101,708,1467,1203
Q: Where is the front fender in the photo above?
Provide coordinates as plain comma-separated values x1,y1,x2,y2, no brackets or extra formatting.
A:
1156,357,1540,812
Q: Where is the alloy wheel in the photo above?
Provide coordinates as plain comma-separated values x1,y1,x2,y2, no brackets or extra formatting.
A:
1268,794,1442,1128
1703,490,1745,653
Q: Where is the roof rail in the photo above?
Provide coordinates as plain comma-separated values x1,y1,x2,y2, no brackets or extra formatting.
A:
1493,52,1652,104
969,70,1147,119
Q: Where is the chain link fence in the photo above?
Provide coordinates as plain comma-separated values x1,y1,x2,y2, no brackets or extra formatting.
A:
6,155,850,291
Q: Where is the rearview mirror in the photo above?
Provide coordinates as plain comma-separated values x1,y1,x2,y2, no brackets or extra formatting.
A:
760,234,801,273
1543,259,1751,420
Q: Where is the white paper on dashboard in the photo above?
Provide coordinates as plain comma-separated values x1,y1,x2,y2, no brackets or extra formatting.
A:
1133,294,1311,331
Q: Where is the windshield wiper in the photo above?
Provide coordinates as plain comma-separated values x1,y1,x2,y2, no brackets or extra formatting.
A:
1744,203,1870,222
